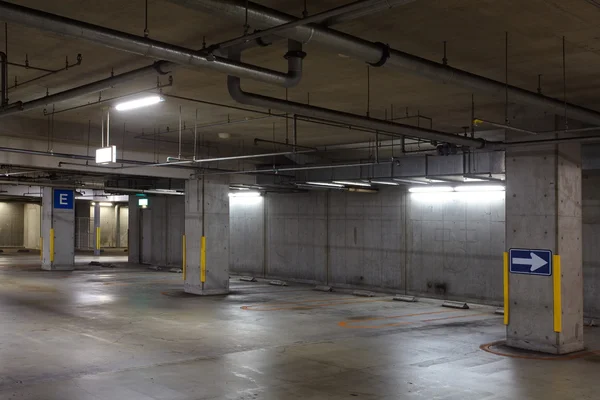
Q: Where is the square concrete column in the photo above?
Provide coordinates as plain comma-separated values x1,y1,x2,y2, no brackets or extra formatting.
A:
93,202,101,256
505,143,583,354
184,176,230,295
41,187,75,271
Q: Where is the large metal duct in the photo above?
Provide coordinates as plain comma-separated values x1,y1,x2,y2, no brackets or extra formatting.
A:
0,1,301,88
171,0,600,127
227,51,485,149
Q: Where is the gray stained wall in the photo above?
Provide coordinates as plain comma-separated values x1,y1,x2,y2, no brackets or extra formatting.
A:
229,185,600,317
129,196,184,267
0,203,25,247
23,204,41,249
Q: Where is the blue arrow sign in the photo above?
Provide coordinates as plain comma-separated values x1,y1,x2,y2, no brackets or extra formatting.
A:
509,248,552,276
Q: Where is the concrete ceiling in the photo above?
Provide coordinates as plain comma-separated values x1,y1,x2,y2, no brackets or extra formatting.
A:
2,0,600,160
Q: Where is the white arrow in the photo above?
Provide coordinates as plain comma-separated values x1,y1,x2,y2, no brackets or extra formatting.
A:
512,252,548,272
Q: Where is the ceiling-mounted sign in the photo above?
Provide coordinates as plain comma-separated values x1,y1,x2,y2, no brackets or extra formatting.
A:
53,189,74,210
509,248,552,276
96,145,117,164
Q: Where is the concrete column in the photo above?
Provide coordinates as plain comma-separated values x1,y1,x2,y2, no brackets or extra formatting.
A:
506,142,583,354
128,196,140,263
184,176,230,295
93,202,101,256
115,205,121,248
41,187,75,270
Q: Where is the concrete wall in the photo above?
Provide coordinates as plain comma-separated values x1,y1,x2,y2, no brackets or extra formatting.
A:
23,204,41,249
0,202,24,247
230,189,505,302
583,175,600,318
119,206,129,248
128,196,184,267
406,190,505,302
229,195,265,276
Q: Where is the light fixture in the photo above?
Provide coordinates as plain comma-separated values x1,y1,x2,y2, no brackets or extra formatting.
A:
332,180,372,187
408,186,454,193
463,177,485,182
138,198,149,207
95,145,117,164
228,191,261,198
427,179,446,183
99,202,113,206
393,178,428,185
369,180,399,186
115,95,163,111
305,182,344,188
455,185,505,192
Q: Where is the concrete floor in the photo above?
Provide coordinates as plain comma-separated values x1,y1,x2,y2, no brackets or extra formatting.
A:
1,256,600,399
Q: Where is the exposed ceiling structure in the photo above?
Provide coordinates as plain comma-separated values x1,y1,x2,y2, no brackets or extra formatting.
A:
2,0,600,193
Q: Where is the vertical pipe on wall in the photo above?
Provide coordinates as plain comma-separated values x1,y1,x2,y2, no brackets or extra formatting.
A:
403,190,408,294
182,234,187,280
325,191,330,285
49,228,54,263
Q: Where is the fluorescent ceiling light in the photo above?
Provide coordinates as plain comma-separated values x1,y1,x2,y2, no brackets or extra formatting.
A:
463,177,485,182
138,198,149,207
305,182,344,188
332,180,372,187
427,179,446,183
229,191,261,198
115,95,163,111
370,180,399,186
99,202,113,206
393,178,428,185
408,186,454,193
455,185,505,192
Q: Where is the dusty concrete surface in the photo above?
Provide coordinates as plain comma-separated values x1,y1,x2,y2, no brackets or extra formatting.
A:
1,255,600,399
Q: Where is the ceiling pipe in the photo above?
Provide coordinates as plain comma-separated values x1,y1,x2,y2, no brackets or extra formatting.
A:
210,0,414,52
0,65,160,118
0,1,302,88
322,0,418,26
228,51,485,148
0,51,7,107
0,1,390,118
176,0,600,126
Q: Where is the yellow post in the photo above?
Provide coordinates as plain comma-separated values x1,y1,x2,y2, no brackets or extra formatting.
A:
182,235,187,280
503,252,509,325
553,255,562,333
49,229,55,263
200,236,206,283
96,227,101,251
40,237,43,260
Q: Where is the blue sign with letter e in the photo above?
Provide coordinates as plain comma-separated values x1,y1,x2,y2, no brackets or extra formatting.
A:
53,189,74,210
509,248,552,276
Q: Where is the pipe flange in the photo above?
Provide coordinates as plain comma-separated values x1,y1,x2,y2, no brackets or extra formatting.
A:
368,42,390,67
153,61,170,75
284,50,307,60
256,37,271,48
